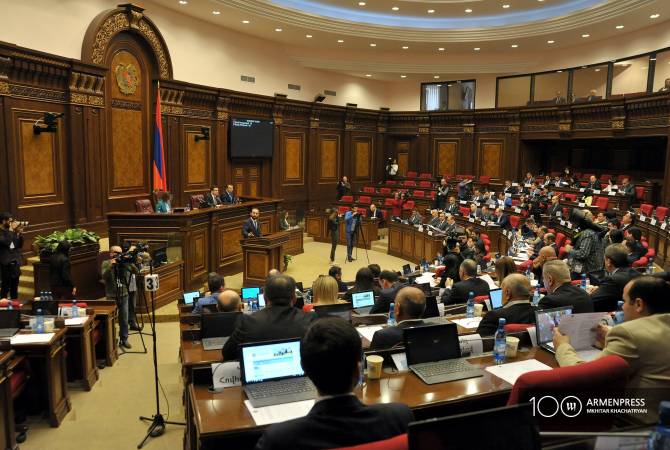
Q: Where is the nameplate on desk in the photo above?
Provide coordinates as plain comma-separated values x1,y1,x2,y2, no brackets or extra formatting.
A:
567,222,573,229
480,221,487,227
524,184,531,188
662,222,667,230
608,191,616,196
593,190,601,194
578,202,585,207
468,217,475,223
212,362,241,390
579,188,585,192
514,207,521,213
639,216,646,222
459,334,483,357
427,231,433,236
459,200,467,204
560,220,566,226
512,182,519,186
651,219,657,226
418,226,424,232
505,193,511,197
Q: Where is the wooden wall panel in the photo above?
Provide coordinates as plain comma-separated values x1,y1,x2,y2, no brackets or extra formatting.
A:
184,127,210,194
396,140,409,176
319,135,339,182
20,122,56,196
354,140,371,179
479,140,503,178
110,108,144,189
282,133,304,185
435,140,457,176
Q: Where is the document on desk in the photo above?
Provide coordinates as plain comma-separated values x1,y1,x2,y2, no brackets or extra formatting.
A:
244,399,315,426
64,317,88,326
459,333,483,356
557,313,611,351
415,272,436,285
485,359,553,385
10,333,55,345
357,326,384,342
479,274,498,290
450,317,483,329
391,352,408,371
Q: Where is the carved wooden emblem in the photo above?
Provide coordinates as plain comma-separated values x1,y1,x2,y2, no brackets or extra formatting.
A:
115,63,139,95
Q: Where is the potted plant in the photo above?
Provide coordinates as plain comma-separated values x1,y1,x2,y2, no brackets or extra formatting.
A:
34,228,101,258
283,254,292,271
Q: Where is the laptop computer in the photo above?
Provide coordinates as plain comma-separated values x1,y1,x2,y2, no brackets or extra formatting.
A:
182,290,201,305
313,303,353,322
535,306,573,354
422,296,439,318
404,323,484,385
241,338,317,408
351,290,375,314
487,288,503,311
31,300,59,316
409,403,540,450
201,312,241,351
0,310,21,338
241,287,261,302
402,264,412,275
588,270,606,287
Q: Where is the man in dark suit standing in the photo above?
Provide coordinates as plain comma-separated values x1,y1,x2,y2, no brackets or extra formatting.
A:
590,244,641,312
0,213,24,299
336,176,351,200
242,208,262,238
369,270,405,314
222,275,315,360
221,184,238,204
476,274,537,336
371,287,426,349
255,317,413,450
203,186,222,207
440,259,490,305
539,260,593,313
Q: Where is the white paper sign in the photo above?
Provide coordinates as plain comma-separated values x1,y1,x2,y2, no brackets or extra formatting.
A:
480,221,487,227
593,190,601,194
567,222,573,229
608,191,616,196
578,202,585,207
469,217,475,223
662,222,667,230
485,359,553,385
514,207,521,213
459,334,484,357
579,188,585,192
651,219,657,226
639,216,646,222
211,362,241,390
459,200,467,204
560,220,566,226
244,399,314,426
512,182,519,187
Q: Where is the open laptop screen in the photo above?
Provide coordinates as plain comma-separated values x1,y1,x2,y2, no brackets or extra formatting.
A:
404,323,460,366
241,287,260,301
241,338,304,384
535,307,573,346
489,288,503,310
257,293,266,308
183,291,200,305
402,264,412,275
351,291,375,309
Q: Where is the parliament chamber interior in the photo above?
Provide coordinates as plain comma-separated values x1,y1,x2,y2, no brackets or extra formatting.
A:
1,1,670,449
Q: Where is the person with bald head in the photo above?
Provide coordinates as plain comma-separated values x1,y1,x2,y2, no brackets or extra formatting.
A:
540,260,593,313
476,274,537,336
217,290,243,312
370,287,426,349
531,245,557,279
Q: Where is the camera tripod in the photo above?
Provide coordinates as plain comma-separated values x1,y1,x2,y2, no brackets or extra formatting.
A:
345,214,370,264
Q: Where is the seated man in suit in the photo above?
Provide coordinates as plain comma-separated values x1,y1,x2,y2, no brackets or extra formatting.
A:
624,227,646,265
445,196,459,215
408,208,423,225
503,180,517,195
255,317,413,449
585,175,600,191
468,203,480,218
547,195,562,221
434,211,449,231
328,265,349,293
371,287,426,349
203,186,221,207
427,209,440,227
440,259,490,305
216,290,243,312
192,272,226,314
553,276,670,424
222,274,315,360
590,244,641,312
539,260,593,313
443,214,458,234
476,274,537,336
242,208,263,238
619,178,636,203
368,203,383,223
369,270,405,314
531,245,557,280
220,184,238,204
553,90,567,104
492,207,509,229
479,205,493,222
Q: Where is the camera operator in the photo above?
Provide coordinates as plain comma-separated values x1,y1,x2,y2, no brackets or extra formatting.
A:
385,158,398,181
344,205,361,262
0,213,24,299
101,245,141,349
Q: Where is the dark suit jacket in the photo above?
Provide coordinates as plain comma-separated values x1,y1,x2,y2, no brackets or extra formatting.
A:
370,319,426,349
494,214,509,229
242,217,262,238
476,301,538,336
538,283,594,313
255,395,413,450
440,277,490,305
369,283,406,314
203,192,220,207
48,252,73,289
0,230,23,266
445,203,459,215
547,203,562,219
222,305,315,360
368,208,383,220
591,267,641,312
626,241,647,265
221,190,237,204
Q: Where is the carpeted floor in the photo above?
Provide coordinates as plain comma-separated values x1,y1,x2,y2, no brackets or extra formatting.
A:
20,238,411,450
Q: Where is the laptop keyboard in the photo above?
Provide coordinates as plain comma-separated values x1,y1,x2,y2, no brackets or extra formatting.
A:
246,378,314,399
415,360,474,377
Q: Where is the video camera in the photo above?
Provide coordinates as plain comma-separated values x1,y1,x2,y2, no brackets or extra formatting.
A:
114,242,149,265
444,230,465,250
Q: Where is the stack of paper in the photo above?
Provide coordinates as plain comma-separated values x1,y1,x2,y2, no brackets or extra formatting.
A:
64,317,88,326
244,399,314,426
450,317,483,329
357,326,384,342
10,333,55,345
485,359,553,385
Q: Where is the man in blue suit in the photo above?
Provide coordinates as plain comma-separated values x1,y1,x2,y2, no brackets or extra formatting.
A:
242,208,262,238
221,184,238,204
344,205,360,262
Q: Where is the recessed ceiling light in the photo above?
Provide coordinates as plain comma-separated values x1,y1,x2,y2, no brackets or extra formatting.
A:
212,10,221,15
537,0,544,2
365,74,372,77
178,0,188,4
474,47,480,51
434,75,440,79
305,34,312,38
616,25,624,29
650,13,660,19
337,39,344,43
502,4,510,9
595,68,601,72
370,43,377,47
581,66,588,69
557,70,563,73
438,47,445,51
402,46,409,49
547,40,555,44
275,28,282,32
358,1,366,6
400,75,407,78
582,34,590,38
392,6,399,11
427,9,435,14
242,20,250,24
465,9,472,13
511,44,518,48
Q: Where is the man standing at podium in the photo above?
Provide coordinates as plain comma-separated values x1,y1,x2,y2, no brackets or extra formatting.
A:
242,208,262,238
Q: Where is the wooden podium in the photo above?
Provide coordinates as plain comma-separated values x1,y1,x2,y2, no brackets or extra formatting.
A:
240,231,289,286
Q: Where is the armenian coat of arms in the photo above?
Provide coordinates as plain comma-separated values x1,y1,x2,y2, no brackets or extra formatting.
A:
115,63,139,95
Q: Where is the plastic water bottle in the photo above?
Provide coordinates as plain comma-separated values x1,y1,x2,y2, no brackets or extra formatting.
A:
465,291,475,318
7,300,12,310
580,274,587,290
648,401,670,450
525,268,533,282
493,318,507,365
35,309,45,334
71,299,78,318
614,301,625,325
532,289,541,306
387,302,396,326
648,257,655,275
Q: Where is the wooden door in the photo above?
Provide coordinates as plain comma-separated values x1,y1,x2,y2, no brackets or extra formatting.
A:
396,141,410,177
480,142,502,178
435,141,457,176
231,163,261,197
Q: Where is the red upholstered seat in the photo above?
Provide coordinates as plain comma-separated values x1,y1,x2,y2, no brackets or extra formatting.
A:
402,200,415,210
419,172,432,179
362,186,376,193
473,296,489,304
190,194,204,210
403,180,416,186
655,206,668,222
338,206,349,215
58,302,88,308
635,186,645,201
639,203,653,217
563,193,576,202
333,433,408,450
459,206,470,216
599,174,612,182
340,195,354,202
384,198,395,207
10,369,28,396
646,248,656,258
518,259,532,271
135,199,154,213
511,199,519,206
358,210,367,217
504,323,533,333
570,279,581,286
632,256,648,268
413,190,425,198
429,191,436,200
385,180,397,185
555,232,566,248
617,174,630,184
558,247,568,259
509,215,520,229
406,171,418,178
419,180,432,188
479,175,491,184
507,355,629,430
582,173,595,180
358,196,372,204
593,196,608,211
380,187,392,195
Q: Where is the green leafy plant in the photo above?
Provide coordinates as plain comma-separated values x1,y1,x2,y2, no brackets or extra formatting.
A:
34,228,100,255
283,254,292,271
